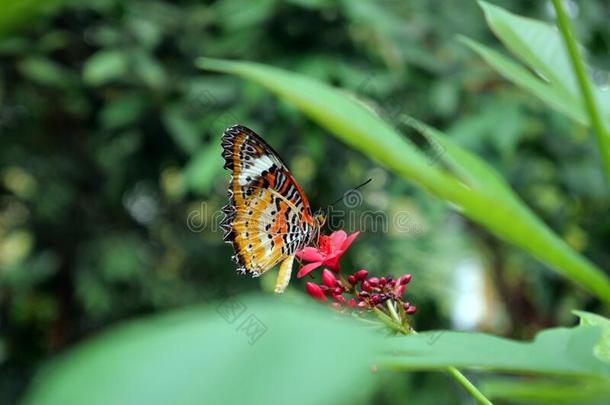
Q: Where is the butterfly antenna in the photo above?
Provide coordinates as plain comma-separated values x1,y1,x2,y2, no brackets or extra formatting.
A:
326,178,372,210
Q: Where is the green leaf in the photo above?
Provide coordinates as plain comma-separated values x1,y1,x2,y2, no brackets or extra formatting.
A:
161,105,201,154
17,56,77,88
99,93,147,129
574,311,610,365
481,377,610,404
195,57,610,303
473,1,610,128
460,36,588,125
382,326,610,378
183,140,225,195
480,2,577,95
82,50,128,86
24,295,378,405
402,116,521,208
132,50,167,89
0,0,63,37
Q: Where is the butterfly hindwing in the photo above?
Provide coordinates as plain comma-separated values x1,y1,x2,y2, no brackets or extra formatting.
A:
220,125,317,284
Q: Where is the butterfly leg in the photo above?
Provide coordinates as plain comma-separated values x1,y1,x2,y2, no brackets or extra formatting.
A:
274,255,295,294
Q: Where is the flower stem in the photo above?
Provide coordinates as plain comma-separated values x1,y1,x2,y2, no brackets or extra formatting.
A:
446,367,493,405
386,300,401,324
373,304,494,405
551,0,610,182
372,307,409,334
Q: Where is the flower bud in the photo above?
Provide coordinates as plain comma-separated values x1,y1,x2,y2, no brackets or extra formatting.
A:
348,275,357,285
321,269,337,288
354,269,368,280
361,280,371,291
305,282,327,302
395,285,405,296
399,274,412,285
367,277,379,287
406,305,417,314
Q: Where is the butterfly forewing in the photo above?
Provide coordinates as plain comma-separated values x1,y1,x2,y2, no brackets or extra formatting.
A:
220,125,317,281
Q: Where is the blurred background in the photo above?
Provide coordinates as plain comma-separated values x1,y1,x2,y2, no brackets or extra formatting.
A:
1,0,609,403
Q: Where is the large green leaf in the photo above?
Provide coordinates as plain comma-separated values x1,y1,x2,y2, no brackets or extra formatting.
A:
468,1,610,183
467,1,610,128
460,37,587,125
24,295,378,405
402,116,523,209
195,57,610,302
480,2,577,98
382,326,610,378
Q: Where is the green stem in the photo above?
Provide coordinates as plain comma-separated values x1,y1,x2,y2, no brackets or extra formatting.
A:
386,300,401,324
446,367,494,405
551,0,610,181
372,307,409,334
374,303,494,405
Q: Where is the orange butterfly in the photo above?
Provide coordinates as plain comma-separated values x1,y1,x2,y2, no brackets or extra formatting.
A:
220,125,325,293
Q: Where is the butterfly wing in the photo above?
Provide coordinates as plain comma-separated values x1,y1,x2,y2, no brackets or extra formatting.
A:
220,125,317,289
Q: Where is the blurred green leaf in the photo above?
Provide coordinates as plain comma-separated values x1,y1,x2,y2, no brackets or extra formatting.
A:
403,117,521,208
287,0,334,9
17,56,76,88
460,37,588,125
37,30,69,53
383,326,610,378
183,140,224,195
0,0,62,37
481,377,610,404
574,311,610,365
127,17,163,49
480,1,578,97
161,105,201,154
467,1,610,128
24,295,378,405
132,51,167,89
445,97,526,157
215,0,278,31
196,57,610,303
82,50,128,86
99,94,147,129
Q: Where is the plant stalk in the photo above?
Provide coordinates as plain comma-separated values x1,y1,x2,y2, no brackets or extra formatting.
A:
551,0,610,182
376,302,494,405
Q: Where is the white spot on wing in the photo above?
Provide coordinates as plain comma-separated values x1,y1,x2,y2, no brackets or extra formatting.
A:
252,155,274,172
238,155,274,185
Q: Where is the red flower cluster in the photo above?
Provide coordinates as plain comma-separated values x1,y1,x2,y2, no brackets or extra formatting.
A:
297,231,416,321
306,269,416,312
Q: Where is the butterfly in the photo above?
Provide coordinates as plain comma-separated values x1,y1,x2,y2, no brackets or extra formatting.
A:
220,125,326,293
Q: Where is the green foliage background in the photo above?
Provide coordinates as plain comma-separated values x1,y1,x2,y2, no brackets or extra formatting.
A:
1,0,609,404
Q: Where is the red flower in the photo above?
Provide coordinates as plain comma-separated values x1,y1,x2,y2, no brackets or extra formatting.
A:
296,230,360,278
